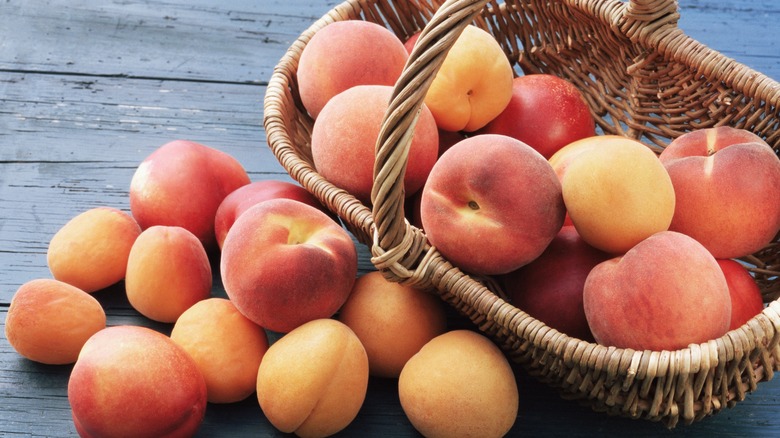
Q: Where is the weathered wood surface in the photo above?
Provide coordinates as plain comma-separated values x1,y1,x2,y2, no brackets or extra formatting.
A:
1,0,779,436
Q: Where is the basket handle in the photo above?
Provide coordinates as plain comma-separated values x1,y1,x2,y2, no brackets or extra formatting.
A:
369,0,681,280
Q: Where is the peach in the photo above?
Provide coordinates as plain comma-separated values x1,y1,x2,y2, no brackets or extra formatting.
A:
659,126,780,258
479,74,596,159
583,231,731,351
398,330,518,438
424,25,513,132
561,137,676,254
221,198,358,333
47,206,141,293
297,20,409,119
717,259,765,330
215,179,334,249
170,298,269,403
548,135,630,181
310,84,439,204
256,319,368,438
420,134,565,275
68,325,207,438
549,135,629,227
129,140,250,250
338,271,448,378
5,279,106,365
125,225,212,323
501,226,610,341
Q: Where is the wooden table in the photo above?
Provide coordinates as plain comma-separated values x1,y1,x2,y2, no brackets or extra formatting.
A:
1,1,778,436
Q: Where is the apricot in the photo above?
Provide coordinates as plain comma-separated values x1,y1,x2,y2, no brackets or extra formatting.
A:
5,279,106,365
561,137,676,254
125,225,212,323
584,231,731,351
130,140,250,250
338,271,447,378
310,84,439,204
424,25,513,132
68,326,207,438
398,330,518,438
256,319,369,438
221,199,357,333
420,134,565,275
297,20,409,119
47,206,141,293
170,298,269,403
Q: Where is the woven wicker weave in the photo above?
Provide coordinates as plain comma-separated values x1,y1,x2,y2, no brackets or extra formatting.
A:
264,0,780,427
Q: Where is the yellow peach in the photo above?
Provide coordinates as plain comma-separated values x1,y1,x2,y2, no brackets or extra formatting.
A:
424,25,513,132
5,279,106,365
170,298,269,403
125,225,212,323
338,271,447,378
399,330,519,438
561,137,675,254
47,207,141,293
256,319,368,438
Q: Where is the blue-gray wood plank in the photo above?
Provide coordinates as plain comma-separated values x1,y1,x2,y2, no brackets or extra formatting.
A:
1,0,779,436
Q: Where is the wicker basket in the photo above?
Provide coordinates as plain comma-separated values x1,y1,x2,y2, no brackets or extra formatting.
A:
264,0,780,428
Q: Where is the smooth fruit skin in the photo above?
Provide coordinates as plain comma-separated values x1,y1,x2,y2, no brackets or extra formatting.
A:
583,231,731,351
311,84,439,204
214,180,334,249
561,137,676,254
68,326,208,438
480,74,596,159
5,279,106,365
501,226,610,341
221,198,358,333
47,206,141,293
717,259,765,330
659,127,780,259
129,140,250,250
125,225,212,323
297,20,409,119
170,298,269,403
398,330,519,438
338,271,448,378
424,25,514,132
256,319,369,438
420,134,565,275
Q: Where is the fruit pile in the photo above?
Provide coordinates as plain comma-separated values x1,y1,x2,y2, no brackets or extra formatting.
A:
4,16,780,438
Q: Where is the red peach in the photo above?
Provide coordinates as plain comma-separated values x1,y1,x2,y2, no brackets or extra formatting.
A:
420,134,565,275
311,85,439,204
129,140,250,250
214,180,334,249
659,126,780,258
583,231,731,351
297,20,409,119
68,326,207,438
221,199,358,333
